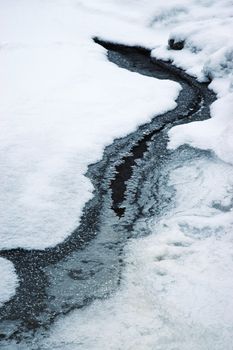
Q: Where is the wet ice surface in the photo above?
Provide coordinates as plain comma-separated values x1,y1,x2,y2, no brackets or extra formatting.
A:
37,146,233,350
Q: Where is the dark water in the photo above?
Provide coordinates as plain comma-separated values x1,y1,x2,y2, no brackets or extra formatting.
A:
0,38,215,343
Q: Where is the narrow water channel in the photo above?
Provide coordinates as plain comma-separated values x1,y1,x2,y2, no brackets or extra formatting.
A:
0,38,215,344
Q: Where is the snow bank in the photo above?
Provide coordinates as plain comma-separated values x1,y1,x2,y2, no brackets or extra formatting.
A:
0,258,18,307
169,92,233,164
0,0,180,249
149,0,233,165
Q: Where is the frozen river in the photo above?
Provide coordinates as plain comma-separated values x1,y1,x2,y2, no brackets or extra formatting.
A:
0,39,222,349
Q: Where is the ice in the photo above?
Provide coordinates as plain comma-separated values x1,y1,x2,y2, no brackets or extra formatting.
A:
0,258,18,307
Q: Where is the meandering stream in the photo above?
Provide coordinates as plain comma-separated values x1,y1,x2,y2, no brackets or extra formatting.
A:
0,38,215,344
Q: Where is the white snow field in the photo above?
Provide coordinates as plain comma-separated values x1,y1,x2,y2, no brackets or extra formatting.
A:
1,0,233,348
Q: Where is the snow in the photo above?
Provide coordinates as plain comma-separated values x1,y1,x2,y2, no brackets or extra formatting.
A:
0,0,180,249
148,0,233,165
32,1,233,349
0,258,18,307
169,92,233,164
0,0,182,306
1,0,233,346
